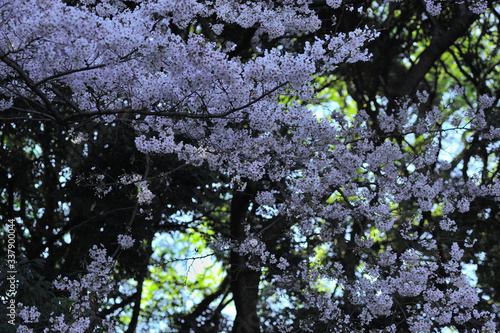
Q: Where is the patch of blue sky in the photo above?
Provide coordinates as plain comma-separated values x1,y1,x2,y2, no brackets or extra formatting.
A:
149,228,235,328
438,120,467,164
309,100,341,119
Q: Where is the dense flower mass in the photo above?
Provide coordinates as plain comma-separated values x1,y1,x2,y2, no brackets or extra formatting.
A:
14,246,115,333
2,0,500,332
117,234,135,249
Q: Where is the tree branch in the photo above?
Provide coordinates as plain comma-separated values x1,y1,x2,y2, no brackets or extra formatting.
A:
391,6,476,97
62,82,287,122
0,52,65,124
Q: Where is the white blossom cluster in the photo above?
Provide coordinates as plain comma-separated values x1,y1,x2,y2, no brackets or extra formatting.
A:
136,181,155,205
117,234,135,249
2,0,499,331
16,246,115,332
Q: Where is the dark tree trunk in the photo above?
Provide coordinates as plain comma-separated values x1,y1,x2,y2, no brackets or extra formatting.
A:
229,182,261,333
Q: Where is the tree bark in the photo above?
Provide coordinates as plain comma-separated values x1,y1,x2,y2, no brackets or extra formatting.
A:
390,5,476,98
125,270,145,333
229,181,261,333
